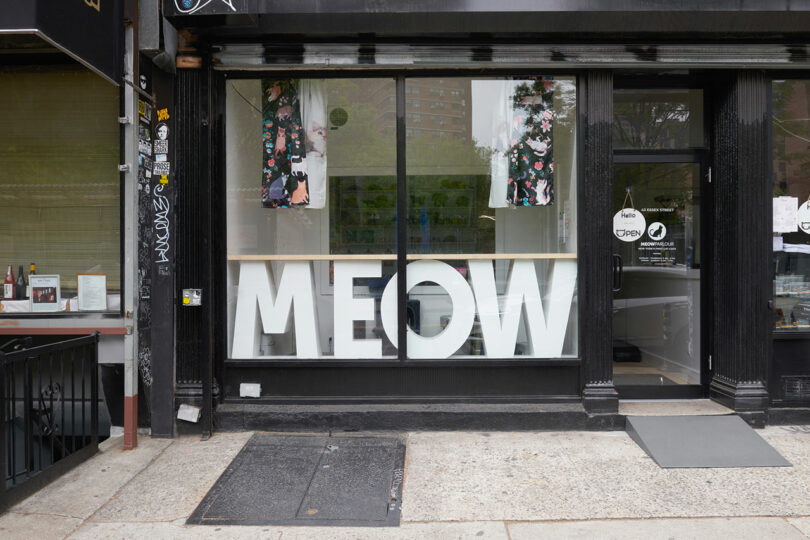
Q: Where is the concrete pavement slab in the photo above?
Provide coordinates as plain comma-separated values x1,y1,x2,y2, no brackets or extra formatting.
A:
71,520,283,539
273,521,510,539
0,512,82,540
90,432,252,523
11,436,171,520
402,428,810,522
508,517,808,540
71,520,508,539
787,517,810,537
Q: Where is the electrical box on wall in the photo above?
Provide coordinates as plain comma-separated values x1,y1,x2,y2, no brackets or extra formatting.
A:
182,288,202,306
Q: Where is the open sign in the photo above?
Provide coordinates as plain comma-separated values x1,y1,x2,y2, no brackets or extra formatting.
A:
613,209,646,242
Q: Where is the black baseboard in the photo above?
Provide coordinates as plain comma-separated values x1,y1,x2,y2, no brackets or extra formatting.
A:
213,402,625,432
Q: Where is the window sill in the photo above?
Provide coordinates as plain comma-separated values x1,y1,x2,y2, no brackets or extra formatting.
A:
0,315,129,335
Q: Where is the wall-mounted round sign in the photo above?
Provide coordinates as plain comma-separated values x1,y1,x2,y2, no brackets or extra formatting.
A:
798,201,810,234
329,107,349,127
647,221,667,240
613,209,646,242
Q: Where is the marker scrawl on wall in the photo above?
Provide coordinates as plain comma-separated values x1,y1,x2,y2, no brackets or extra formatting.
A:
173,0,238,15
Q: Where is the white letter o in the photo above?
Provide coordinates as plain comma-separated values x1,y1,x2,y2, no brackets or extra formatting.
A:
380,260,475,358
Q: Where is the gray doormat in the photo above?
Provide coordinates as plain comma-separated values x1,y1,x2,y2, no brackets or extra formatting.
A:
627,415,792,468
188,434,406,527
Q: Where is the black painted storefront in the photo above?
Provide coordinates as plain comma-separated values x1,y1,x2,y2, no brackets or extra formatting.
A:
160,1,810,433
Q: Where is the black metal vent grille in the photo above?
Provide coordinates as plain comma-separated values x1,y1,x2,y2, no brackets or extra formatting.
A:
783,376,810,400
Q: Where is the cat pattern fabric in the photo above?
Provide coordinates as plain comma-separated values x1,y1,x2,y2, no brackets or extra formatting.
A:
507,77,554,206
262,80,309,208
300,80,327,209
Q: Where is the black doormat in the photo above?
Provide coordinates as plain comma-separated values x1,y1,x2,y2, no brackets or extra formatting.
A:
187,434,406,527
613,340,641,362
627,415,792,468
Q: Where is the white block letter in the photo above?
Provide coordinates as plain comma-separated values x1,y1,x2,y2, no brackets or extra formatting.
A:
381,260,476,358
232,261,321,358
469,259,576,357
333,260,382,358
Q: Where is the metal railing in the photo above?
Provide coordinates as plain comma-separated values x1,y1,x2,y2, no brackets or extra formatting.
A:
1,333,100,512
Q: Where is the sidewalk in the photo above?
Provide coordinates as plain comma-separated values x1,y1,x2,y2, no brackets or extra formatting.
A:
1,416,809,538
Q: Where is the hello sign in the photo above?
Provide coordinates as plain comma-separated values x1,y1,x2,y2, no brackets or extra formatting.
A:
232,259,577,359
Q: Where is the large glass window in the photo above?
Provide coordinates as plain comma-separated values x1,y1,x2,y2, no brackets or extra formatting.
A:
0,66,120,314
404,77,578,358
614,89,704,150
226,76,577,359
227,78,397,358
773,80,810,331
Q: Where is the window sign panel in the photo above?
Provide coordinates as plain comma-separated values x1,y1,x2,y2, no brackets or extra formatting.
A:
227,78,397,358
773,80,810,331
226,76,578,359
404,77,578,359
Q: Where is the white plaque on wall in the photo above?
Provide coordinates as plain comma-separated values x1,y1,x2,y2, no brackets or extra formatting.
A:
77,273,108,311
773,196,798,233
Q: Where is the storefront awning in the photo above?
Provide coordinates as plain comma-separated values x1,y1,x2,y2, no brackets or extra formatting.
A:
0,0,122,85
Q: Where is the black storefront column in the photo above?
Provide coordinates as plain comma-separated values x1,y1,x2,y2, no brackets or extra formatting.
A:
173,60,217,436
174,66,208,433
710,70,771,426
150,69,177,438
580,70,618,414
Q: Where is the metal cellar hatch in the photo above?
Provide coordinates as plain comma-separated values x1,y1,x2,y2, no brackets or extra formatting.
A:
188,434,406,527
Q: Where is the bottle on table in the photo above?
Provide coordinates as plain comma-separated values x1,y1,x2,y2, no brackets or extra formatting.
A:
4,264,15,300
27,262,35,299
15,265,25,300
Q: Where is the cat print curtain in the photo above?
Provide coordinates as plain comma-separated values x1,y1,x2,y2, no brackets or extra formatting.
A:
489,77,554,207
300,80,327,208
262,80,327,209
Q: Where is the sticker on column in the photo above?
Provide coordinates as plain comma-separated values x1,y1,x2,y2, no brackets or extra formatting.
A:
798,197,810,234
613,188,646,242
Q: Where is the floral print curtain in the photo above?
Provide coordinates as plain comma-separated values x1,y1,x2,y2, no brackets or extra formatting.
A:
507,77,554,206
488,77,555,207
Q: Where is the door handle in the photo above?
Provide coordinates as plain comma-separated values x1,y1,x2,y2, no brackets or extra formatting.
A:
612,253,623,292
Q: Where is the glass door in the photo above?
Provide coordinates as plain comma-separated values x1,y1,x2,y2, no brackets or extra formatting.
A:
612,159,706,397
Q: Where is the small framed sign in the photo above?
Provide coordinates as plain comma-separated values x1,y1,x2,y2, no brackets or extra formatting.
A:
30,275,61,312
77,273,108,311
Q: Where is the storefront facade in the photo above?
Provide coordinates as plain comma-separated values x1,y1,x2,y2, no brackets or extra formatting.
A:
160,1,810,433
